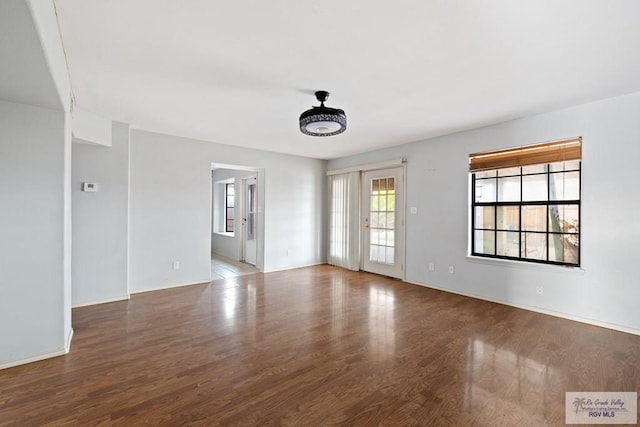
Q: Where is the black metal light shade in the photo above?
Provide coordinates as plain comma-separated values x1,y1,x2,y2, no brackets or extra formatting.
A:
299,91,347,137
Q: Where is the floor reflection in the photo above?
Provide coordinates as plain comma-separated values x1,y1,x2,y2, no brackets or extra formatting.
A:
246,284,257,345
331,276,349,353
465,337,558,423
368,285,396,360
224,285,237,320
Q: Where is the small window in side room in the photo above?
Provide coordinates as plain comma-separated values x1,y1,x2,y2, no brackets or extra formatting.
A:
213,179,234,236
225,183,235,233
469,137,581,267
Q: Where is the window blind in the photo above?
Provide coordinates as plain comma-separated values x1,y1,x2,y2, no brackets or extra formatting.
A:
327,171,361,271
469,137,582,172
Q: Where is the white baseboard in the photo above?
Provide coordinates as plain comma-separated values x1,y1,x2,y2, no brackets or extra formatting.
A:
72,295,130,308
263,262,326,273
0,348,67,371
131,279,211,295
1,327,75,371
403,279,640,336
65,328,74,353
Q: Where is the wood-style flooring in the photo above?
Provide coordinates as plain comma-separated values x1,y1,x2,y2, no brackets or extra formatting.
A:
1,265,639,426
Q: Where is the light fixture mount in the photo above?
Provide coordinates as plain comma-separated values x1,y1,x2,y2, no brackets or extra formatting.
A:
299,90,347,137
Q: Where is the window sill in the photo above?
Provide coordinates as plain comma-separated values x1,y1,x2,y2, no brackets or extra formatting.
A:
213,232,235,237
466,255,585,274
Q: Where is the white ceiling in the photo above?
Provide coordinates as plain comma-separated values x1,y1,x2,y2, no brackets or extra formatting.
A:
54,0,640,160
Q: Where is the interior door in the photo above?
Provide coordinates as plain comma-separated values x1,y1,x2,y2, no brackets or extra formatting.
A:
243,176,257,265
362,167,405,278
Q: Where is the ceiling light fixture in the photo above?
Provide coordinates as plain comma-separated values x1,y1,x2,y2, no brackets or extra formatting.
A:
299,91,347,137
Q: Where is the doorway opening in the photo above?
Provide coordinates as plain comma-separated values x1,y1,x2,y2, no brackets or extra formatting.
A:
327,163,406,279
211,163,264,279
361,167,405,278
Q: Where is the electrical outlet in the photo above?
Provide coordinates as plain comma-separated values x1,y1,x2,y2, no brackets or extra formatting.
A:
172,261,180,270
448,265,455,274
536,286,544,296
428,262,435,271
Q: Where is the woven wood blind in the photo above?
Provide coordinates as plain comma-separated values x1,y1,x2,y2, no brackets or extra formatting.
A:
469,137,582,172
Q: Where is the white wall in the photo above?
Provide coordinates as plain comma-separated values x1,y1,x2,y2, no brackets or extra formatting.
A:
0,0,73,369
72,121,130,306
0,100,71,367
328,91,640,334
129,130,326,293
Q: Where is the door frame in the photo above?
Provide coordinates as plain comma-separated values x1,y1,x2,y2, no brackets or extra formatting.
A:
360,165,406,279
241,174,258,265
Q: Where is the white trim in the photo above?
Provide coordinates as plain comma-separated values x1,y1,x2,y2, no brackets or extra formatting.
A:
72,295,130,308
327,158,405,176
401,164,407,281
0,348,67,371
131,279,211,295
263,262,325,273
65,328,74,352
213,231,235,237
404,279,640,336
466,255,586,274
211,163,261,172
126,125,131,299
240,175,258,265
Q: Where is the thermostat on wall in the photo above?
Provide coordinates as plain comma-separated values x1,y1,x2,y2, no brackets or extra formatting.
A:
82,182,98,192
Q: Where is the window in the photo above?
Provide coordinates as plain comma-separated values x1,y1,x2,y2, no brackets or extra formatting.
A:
245,181,256,241
225,183,235,232
369,176,396,265
470,138,581,266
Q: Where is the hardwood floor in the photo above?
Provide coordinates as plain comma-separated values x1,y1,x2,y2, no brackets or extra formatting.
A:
1,265,639,426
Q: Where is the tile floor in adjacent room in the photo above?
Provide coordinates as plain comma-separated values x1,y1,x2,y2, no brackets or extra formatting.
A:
211,254,259,280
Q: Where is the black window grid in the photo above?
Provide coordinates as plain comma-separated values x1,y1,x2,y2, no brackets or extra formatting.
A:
225,183,235,233
471,162,581,267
